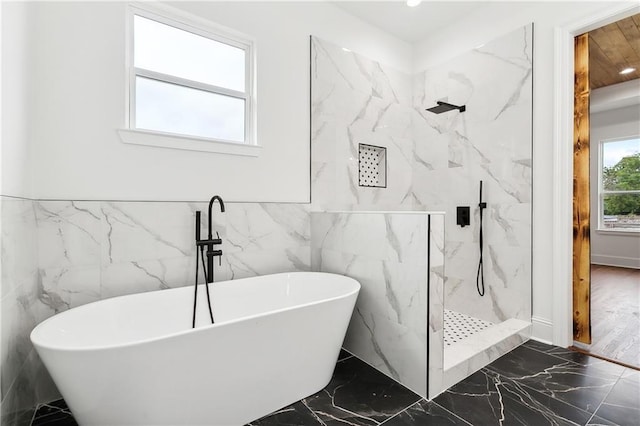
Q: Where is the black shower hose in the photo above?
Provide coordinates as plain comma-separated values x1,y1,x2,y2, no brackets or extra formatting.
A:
192,246,215,328
476,207,485,296
477,181,486,297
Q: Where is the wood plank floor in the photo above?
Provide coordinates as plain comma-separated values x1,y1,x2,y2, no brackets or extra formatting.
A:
590,264,640,368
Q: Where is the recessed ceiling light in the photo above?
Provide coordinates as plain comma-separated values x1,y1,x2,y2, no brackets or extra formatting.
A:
342,47,351,52
407,0,422,7
620,67,636,75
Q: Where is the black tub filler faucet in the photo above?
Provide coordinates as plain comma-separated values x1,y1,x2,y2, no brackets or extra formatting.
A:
196,195,225,282
193,195,225,327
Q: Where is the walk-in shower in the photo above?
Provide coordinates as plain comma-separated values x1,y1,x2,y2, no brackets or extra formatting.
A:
310,23,533,398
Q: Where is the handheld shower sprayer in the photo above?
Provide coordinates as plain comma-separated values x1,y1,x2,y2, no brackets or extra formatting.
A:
477,181,487,297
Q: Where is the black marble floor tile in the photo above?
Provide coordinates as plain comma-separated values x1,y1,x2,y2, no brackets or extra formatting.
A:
486,345,621,413
301,356,422,425
31,415,78,426
586,415,619,425
32,400,70,418
592,369,640,426
31,400,77,426
338,348,354,362
382,400,470,425
247,401,322,426
434,368,594,426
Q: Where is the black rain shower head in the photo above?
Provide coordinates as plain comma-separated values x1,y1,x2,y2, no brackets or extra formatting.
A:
426,101,466,114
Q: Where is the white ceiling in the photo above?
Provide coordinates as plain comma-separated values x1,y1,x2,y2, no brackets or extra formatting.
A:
332,1,484,43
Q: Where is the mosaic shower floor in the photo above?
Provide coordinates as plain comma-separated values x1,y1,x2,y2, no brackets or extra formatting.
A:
444,309,494,346
29,342,639,426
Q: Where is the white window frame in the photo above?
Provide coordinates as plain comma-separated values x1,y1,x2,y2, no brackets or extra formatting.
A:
118,3,260,156
598,135,640,232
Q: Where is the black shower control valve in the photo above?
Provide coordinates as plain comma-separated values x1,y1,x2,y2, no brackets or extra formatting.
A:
209,249,223,266
196,238,222,246
457,206,471,227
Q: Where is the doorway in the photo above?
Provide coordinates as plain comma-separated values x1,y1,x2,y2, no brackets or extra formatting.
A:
572,14,640,369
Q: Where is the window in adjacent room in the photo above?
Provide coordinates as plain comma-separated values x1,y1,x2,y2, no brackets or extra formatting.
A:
127,5,255,148
598,136,640,231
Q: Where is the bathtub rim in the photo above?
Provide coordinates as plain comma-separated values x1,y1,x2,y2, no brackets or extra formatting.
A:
30,272,360,353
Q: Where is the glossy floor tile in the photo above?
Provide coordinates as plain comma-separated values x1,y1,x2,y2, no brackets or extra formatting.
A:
30,400,77,426
249,352,422,425
484,345,622,413
29,342,640,426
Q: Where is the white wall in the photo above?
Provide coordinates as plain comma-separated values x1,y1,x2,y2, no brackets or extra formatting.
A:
1,2,34,198
24,1,411,202
590,104,640,269
591,79,640,114
413,0,632,343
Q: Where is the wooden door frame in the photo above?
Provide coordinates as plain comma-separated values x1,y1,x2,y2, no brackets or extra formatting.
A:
573,33,591,344
552,3,639,348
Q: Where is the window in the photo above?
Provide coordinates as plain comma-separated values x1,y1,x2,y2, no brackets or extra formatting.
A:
598,136,640,231
121,4,258,155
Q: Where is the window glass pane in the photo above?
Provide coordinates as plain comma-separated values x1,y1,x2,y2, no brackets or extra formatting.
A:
135,76,245,142
602,138,640,191
134,15,245,92
603,193,640,230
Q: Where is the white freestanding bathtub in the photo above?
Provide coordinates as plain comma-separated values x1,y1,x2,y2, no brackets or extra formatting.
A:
30,272,360,426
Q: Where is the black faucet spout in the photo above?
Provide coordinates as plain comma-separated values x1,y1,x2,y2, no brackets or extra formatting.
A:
207,195,225,240
204,195,225,283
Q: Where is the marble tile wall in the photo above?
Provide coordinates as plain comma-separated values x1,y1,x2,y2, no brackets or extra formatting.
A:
412,24,533,324
311,211,444,398
35,201,310,306
1,197,58,425
311,36,416,211
311,27,533,326
1,198,310,422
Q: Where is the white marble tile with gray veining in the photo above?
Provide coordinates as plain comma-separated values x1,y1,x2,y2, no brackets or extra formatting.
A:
1,198,39,298
225,203,310,254
100,202,200,266
311,211,436,398
35,201,101,271
311,37,411,107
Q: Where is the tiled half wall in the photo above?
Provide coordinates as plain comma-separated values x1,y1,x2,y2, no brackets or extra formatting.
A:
311,211,445,398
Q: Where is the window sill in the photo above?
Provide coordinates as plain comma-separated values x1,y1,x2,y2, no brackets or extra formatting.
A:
595,229,640,236
117,129,261,157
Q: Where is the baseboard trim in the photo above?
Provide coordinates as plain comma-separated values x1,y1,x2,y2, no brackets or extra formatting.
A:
531,316,553,344
591,255,640,269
